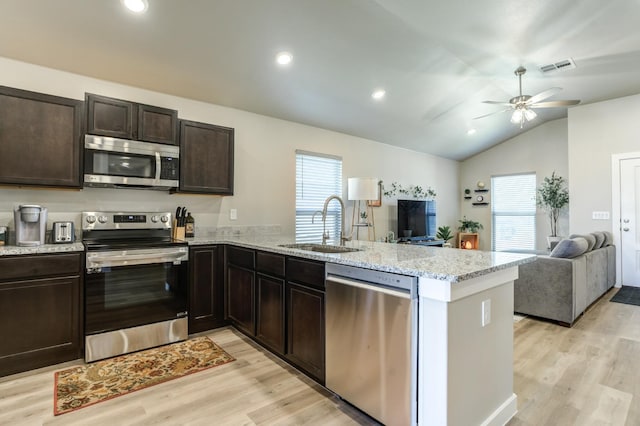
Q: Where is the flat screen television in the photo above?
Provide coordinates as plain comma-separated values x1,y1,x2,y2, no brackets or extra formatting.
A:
397,199,436,239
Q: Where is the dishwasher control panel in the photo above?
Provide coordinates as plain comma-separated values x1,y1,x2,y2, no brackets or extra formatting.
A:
326,263,417,293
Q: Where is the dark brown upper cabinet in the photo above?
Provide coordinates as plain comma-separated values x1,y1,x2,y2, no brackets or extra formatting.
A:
0,86,82,188
178,119,234,195
86,93,178,145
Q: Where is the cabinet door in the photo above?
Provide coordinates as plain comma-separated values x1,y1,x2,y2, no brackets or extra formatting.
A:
287,282,325,383
189,246,225,334
137,103,178,145
86,93,135,139
0,276,81,377
179,120,234,194
0,86,82,188
256,274,285,354
227,264,255,335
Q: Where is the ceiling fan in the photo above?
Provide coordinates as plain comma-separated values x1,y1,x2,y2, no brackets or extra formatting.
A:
475,66,580,128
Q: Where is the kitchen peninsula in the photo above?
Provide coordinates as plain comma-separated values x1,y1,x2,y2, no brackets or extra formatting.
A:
0,236,533,426
189,235,535,426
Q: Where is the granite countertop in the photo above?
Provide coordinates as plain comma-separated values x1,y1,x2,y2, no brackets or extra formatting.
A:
186,235,535,283
0,234,534,283
0,242,85,257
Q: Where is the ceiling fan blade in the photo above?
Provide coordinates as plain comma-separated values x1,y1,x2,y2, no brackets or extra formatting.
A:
473,108,511,120
530,100,581,108
526,87,562,105
482,100,513,106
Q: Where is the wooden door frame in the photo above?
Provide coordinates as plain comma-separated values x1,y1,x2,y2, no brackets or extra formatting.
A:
611,152,640,287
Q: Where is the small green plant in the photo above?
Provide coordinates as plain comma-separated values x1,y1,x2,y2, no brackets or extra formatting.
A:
359,211,368,220
436,225,453,242
458,216,483,233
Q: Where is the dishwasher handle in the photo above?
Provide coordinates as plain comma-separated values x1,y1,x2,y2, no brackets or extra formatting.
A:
326,275,411,299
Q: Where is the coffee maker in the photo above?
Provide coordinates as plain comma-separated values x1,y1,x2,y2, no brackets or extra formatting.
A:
14,205,48,246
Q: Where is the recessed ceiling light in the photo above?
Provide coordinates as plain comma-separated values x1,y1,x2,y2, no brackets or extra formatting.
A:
276,52,293,66
122,0,148,13
371,89,386,100
467,129,477,135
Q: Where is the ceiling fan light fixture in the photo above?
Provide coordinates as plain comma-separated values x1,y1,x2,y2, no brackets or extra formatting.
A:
524,108,537,121
510,108,523,124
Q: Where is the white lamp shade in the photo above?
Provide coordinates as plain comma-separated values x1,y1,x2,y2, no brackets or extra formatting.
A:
348,177,379,200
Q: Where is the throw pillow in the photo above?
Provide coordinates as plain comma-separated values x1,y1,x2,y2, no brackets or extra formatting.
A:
602,231,614,246
569,233,596,251
550,237,589,258
591,232,605,249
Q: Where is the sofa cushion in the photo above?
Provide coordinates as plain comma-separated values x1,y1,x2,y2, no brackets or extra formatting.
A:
569,233,596,251
602,231,614,247
592,232,605,249
550,237,589,258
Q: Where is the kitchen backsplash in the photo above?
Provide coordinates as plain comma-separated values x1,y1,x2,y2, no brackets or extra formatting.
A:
0,187,282,240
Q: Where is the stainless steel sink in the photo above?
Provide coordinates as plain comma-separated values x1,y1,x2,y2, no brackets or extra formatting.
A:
278,243,361,253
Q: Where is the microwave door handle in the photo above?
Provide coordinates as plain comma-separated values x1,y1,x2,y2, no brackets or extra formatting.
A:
155,152,162,181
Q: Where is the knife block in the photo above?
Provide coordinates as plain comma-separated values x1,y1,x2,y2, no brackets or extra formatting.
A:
173,219,185,240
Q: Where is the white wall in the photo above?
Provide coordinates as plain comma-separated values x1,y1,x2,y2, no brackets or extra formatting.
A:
0,57,459,240
568,93,640,235
460,119,569,251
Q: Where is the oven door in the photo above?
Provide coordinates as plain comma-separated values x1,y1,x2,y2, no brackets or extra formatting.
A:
85,247,188,335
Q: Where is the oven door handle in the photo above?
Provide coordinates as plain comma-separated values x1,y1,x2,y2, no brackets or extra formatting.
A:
86,251,188,269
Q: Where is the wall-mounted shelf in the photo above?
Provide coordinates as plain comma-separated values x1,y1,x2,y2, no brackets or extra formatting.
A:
474,189,489,193
464,196,472,200
472,202,489,206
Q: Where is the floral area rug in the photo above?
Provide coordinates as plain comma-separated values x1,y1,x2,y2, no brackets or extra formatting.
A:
54,337,234,415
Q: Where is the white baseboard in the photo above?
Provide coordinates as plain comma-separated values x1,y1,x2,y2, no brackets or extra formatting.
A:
480,393,517,426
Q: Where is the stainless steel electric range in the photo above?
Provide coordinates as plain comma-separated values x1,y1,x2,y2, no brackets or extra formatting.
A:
82,211,188,362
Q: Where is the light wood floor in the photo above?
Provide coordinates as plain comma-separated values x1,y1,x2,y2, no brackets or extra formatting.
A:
1,287,638,425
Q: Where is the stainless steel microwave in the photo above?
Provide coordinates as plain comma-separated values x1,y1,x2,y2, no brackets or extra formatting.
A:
84,135,179,190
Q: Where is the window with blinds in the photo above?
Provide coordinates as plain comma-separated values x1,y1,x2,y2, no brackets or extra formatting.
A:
491,173,536,252
295,151,342,243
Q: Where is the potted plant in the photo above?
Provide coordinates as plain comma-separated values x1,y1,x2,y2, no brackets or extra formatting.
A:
359,211,368,224
458,216,483,233
537,171,569,248
436,225,454,247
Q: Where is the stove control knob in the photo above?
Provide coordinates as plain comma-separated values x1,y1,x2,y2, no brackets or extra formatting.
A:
160,215,169,223
86,215,96,224
151,215,159,223
98,215,108,224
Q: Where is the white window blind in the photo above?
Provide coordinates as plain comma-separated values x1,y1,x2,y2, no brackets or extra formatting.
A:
295,151,342,243
491,173,536,252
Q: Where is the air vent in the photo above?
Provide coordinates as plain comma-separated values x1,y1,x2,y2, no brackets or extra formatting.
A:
539,58,576,73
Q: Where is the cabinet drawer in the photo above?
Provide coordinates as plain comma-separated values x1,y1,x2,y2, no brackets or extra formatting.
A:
227,246,255,269
287,257,325,290
256,251,285,277
0,253,82,282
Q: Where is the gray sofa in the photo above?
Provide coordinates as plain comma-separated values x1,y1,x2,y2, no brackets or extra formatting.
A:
514,244,615,326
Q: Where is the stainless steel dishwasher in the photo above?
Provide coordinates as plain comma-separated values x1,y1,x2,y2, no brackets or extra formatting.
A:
325,263,418,426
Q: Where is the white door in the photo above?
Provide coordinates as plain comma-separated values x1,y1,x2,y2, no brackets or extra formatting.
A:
620,158,640,287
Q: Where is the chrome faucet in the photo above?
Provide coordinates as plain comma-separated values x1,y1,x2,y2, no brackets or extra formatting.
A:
321,195,352,246
311,210,330,244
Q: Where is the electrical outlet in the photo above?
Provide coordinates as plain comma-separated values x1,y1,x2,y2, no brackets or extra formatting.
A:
482,299,491,327
230,209,237,220
592,211,610,220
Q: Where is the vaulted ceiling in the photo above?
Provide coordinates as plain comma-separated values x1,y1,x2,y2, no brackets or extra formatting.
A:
2,0,639,160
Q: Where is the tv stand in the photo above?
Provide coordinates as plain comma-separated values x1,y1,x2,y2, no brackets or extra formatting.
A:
397,236,444,247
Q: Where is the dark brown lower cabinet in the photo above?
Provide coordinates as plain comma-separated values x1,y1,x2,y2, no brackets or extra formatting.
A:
256,273,285,355
286,282,325,383
189,245,225,334
0,253,82,377
227,264,255,336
